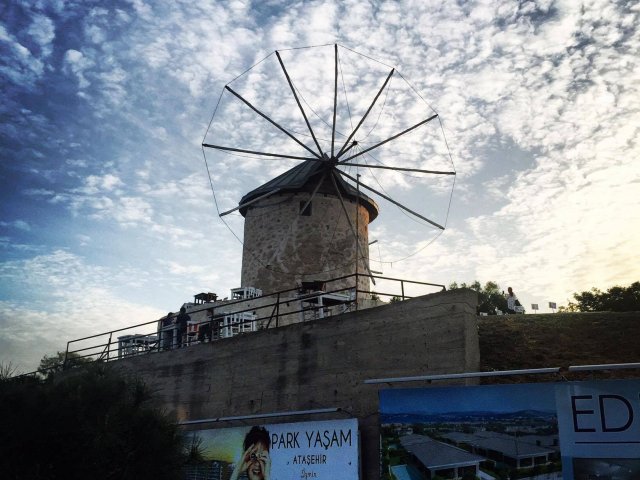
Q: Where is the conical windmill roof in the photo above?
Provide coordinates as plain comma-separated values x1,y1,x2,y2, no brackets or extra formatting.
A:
239,160,378,221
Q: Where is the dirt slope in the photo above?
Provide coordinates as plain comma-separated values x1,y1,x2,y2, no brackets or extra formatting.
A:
478,311,640,383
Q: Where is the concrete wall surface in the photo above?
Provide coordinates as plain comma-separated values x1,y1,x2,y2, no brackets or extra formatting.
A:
115,288,479,480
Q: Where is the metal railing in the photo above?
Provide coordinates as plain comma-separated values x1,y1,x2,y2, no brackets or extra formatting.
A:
59,274,444,367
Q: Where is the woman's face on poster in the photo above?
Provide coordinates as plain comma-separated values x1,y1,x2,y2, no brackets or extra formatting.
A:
247,441,268,480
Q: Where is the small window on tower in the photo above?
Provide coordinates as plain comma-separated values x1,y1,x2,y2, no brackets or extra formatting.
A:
299,201,312,216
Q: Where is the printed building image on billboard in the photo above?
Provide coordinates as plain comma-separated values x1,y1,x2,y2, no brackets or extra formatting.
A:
379,383,562,480
182,418,358,480
572,458,640,480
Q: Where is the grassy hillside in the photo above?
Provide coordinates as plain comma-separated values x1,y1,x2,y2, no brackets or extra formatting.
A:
478,311,640,383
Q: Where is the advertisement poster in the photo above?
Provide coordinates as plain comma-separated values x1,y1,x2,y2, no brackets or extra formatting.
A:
182,418,359,480
380,383,562,480
556,379,640,479
380,380,640,480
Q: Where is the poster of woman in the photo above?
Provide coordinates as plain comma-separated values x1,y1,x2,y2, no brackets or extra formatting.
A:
230,426,271,480
183,418,359,480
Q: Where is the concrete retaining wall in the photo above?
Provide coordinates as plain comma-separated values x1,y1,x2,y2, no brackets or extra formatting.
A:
115,288,479,480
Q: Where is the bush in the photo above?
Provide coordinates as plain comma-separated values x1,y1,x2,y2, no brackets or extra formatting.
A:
0,364,185,480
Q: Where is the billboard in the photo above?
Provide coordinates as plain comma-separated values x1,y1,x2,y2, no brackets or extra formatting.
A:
380,380,640,480
182,418,359,480
380,383,561,480
556,379,640,479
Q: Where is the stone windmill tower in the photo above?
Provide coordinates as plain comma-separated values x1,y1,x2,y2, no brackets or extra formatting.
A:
202,44,455,306
239,158,378,295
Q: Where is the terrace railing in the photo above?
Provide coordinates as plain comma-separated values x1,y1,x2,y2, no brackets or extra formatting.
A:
31,274,445,375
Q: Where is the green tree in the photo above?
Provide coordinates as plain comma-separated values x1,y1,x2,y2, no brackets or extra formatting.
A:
38,350,93,379
449,280,509,315
565,281,640,312
558,303,579,313
184,433,206,463
0,363,185,479
0,362,19,380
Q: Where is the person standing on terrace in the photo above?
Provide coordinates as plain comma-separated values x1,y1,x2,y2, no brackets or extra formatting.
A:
175,307,190,348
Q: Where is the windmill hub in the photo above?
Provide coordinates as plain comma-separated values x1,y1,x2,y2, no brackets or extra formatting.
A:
322,153,338,165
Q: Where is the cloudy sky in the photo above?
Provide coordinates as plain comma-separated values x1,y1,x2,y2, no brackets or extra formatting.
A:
1,0,638,373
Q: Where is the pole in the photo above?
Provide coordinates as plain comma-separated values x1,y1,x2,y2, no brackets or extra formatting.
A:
63,341,70,370
356,174,361,311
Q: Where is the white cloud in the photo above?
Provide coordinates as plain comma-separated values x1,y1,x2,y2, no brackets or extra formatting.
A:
126,0,153,21
26,13,56,57
0,220,31,231
76,234,91,246
90,173,123,191
157,259,206,276
63,49,94,89
0,251,166,372
0,24,45,87
66,159,88,169
110,196,154,225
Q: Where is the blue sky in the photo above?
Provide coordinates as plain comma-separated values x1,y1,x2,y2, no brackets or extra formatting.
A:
1,0,639,373
380,383,558,414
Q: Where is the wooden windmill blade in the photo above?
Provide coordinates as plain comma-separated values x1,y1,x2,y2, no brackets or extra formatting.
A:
201,44,456,295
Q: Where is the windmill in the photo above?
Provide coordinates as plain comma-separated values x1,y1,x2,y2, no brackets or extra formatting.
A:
202,44,455,300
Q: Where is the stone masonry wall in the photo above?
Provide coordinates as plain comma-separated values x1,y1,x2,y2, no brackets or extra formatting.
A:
114,288,479,480
241,192,371,295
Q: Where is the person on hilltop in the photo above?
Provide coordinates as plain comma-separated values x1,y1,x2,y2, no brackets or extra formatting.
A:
505,287,518,314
